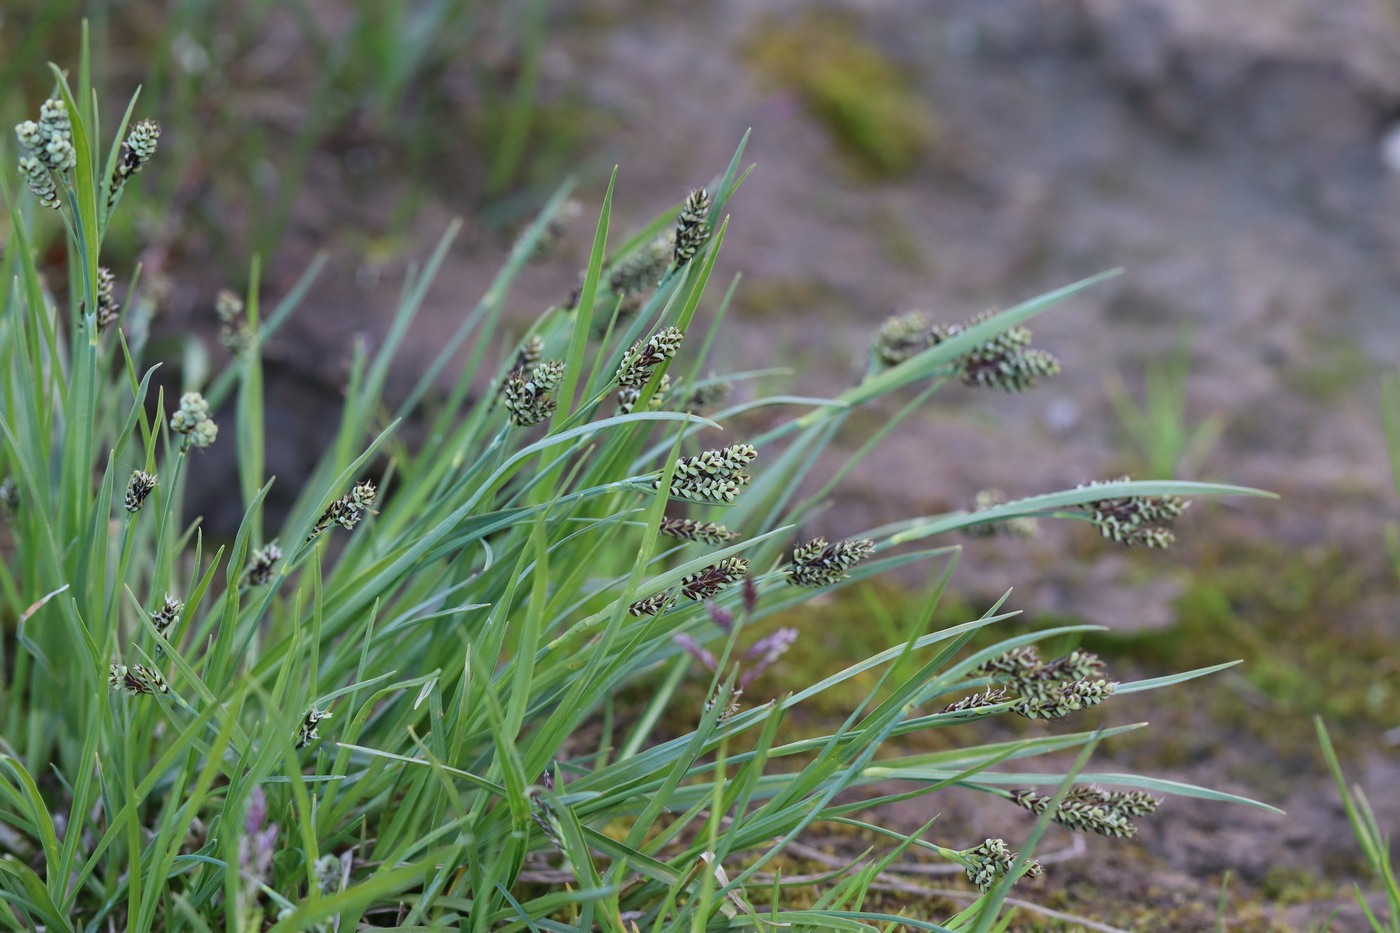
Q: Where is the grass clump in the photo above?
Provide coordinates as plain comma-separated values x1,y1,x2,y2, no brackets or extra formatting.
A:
0,54,1282,933
745,11,935,178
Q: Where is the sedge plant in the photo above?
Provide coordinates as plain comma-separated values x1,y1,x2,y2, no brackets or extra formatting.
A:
0,62,1282,933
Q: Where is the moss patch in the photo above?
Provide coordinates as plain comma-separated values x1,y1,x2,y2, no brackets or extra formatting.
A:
743,12,936,179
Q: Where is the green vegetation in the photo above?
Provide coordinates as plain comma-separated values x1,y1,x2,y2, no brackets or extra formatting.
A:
0,45,1282,931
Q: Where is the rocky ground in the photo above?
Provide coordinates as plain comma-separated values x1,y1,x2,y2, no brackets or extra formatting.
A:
115,0,1400,927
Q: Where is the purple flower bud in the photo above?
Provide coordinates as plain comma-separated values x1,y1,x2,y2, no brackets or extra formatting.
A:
742,576,759,615
741,628,798,686
245,786,267,836
706,601,734,633
673,633,716,670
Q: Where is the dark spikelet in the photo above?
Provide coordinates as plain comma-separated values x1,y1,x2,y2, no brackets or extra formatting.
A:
659,518,738,545
673,188,712,266
124,470,158,513
787,537,875,587
629,591,677,617
679,557,748,601
245,543,283,586
502,360,565,427
1076,477,1190,547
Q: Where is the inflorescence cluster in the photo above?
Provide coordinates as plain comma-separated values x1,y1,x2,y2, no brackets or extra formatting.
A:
216,288,254,354
787,536,876,587
309,480,377,540
169,392,219,449
244,543,283,587
616,326,683,414
1075,477,1190,547
151,594,183,650
14,99,75,210
871,308,1061,392
659,518,737,545
110,118,160,206
108,663,168,696
956,838,1043,892
943,646,1118,722
656,444,757,504
673,188,712,266
1009,785,1162,838
124,470,158,514
503,360,566,427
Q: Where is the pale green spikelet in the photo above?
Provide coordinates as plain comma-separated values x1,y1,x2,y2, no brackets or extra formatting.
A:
170,392,218,449
608,234,672,296
872,310,931,368
17,156,60,209
957,838,1043,892
216,289,254,354
109,118,160,206
656,444,757,504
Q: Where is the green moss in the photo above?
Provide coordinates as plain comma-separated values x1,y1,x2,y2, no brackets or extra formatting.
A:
744,12,935,179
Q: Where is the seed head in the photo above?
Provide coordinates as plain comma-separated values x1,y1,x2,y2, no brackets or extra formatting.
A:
609,234,673,296
1014,678,1117,720
151,594,184,650
110,119,160,205
787,536,875,588
296,706,333,749
19,100,76,172
872,311,931,368
502,360,565,427
616,373,670,415
309,480,377,540
216,288,255,354
680,557,749,601
17,156,60,209
95,267,120,330
1076,477,1190,547
927,310,1062,392
109,662,169,696
659,518,738,545
120,470,156,513
511,335,545,375
657,444,757,504
1010,785,1155,838
673,188,712,266
170,392,218,449
961,839,1013,892
314,853,344,893
245,542,283,587
617,327,684,388
629,590,678,617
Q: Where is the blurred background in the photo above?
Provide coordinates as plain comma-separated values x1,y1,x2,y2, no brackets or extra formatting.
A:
5,0,1400,928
